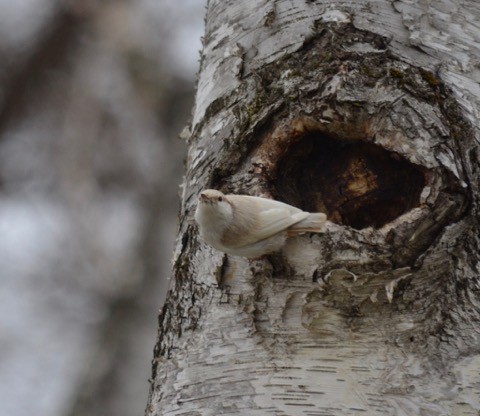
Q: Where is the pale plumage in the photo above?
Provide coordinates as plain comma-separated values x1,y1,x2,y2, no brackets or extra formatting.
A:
195,189,327,258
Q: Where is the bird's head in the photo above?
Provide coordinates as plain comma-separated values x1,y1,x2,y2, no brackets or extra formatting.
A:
198,189,233,220
199,189,226,204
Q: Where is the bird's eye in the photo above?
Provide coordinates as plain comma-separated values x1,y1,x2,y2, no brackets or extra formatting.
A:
218,196,223,202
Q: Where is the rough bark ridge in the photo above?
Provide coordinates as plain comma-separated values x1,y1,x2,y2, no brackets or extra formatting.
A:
147,1,480,415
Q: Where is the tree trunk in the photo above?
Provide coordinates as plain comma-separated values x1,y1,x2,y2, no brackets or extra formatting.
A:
147,1,480,414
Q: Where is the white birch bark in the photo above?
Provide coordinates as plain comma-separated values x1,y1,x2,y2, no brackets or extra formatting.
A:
147,1,480,415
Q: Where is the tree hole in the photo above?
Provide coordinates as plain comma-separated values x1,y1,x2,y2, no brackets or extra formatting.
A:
275,132,426,229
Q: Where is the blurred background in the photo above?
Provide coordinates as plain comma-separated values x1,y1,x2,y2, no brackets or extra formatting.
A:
0,1,204,415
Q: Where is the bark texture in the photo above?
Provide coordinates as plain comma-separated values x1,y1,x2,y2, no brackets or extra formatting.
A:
147,1,480,415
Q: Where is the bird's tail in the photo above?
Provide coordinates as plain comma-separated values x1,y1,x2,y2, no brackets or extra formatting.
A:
288,212,327,235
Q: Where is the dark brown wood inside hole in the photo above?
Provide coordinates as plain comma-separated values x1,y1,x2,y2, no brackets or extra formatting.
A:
275,132,426,229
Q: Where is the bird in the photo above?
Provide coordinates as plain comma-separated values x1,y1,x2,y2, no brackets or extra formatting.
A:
195,189,327,258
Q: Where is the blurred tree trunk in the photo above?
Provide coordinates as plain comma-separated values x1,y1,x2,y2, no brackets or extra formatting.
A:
147,1,480,414
0,3,189,416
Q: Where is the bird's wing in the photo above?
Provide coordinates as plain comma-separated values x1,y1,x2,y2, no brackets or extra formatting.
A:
223,195,308,248
254,208,309,241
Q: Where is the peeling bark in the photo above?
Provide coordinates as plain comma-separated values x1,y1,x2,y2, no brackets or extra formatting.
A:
147,1,480,415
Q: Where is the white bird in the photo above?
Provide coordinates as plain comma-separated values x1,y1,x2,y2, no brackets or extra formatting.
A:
195,189,327,258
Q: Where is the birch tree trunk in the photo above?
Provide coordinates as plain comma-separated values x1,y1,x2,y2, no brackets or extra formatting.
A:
146,1,480,414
